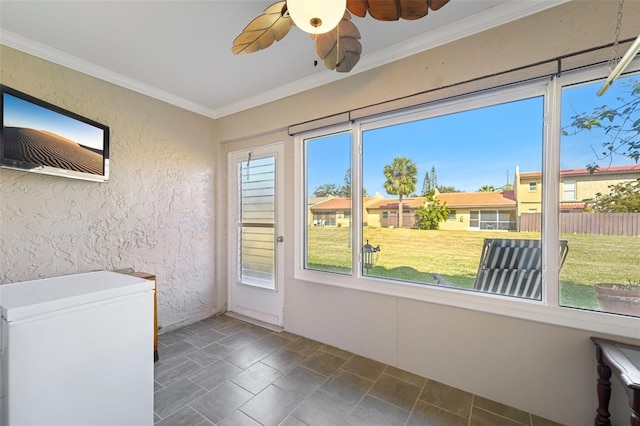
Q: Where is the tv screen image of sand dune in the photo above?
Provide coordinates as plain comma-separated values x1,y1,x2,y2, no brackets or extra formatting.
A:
3,127,103,175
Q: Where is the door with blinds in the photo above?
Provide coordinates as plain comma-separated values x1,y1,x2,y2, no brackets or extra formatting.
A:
227,143,284,327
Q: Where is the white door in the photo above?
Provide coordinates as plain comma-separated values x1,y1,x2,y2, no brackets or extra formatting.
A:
228,143,284,327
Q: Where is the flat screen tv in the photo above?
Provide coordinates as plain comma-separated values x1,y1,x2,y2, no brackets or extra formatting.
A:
0,85,109,182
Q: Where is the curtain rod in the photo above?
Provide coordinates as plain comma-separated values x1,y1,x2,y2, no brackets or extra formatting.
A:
288,37,637,136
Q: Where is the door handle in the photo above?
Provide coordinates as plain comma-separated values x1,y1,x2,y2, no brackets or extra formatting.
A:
277,236,284,243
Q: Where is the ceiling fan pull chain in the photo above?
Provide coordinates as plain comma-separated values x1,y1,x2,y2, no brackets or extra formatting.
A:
246,152,252,181
336,19,341,68
609,0,624,72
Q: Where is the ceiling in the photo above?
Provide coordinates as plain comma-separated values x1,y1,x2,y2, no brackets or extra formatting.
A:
0,1,567,118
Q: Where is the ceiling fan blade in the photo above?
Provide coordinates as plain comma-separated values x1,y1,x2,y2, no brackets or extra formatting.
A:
346,0,449,21
346,0,368,18
313,13,362,73
332,39,362,73
428,0,450,11
397,0,429,20
314,16,361,58
232,1,293,55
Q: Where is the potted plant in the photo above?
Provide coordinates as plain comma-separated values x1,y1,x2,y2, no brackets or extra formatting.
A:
595,280,640,316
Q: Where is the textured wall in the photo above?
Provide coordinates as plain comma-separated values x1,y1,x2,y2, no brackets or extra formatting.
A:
0,46,219,330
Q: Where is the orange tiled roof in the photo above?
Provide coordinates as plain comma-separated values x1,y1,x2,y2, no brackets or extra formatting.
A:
312,192,517,211
559,202,587,210
367,197,427,210
310,197,352,210
363,196,383,207
311,196,385,210
436,191,516,208
520,164,640,179
308,196,331,206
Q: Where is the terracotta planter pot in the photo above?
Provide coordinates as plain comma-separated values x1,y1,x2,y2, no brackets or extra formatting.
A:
595,283,640,316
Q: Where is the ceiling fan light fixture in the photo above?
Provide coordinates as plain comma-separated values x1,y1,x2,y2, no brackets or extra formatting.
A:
287,0,346,34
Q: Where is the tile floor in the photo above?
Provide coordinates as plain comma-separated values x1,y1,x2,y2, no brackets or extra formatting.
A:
154,315,563,426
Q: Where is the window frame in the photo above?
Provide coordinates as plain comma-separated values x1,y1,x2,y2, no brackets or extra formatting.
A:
293,64,640,340
562,180,577,201
469,210,480,229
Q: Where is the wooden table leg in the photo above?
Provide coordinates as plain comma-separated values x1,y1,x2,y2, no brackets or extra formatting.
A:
595,345,612,425
630,388,640,426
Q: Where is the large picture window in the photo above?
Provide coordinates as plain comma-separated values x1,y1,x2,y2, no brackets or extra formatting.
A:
305,132,352,274
360,95,543,294
297,63,640,321
559,71,640,316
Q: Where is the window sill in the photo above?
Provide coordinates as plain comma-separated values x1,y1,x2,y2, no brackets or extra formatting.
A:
294,269,640,339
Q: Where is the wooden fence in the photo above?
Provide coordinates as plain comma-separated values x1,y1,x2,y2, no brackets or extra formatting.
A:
520,212,640,236
381,212,416,229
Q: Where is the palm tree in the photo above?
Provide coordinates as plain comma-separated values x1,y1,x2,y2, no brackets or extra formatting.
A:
478,185,496,192
383,157,418,228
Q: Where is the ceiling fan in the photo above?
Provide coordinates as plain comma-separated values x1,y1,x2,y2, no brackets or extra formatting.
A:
232,0,450,73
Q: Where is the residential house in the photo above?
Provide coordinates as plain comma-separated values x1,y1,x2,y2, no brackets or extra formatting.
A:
2,2,639,424
312,166,639,233
316,191,517,231
516,164,640,213
436,191,517,231
306,196,331,226
309,196,351,227
365,196,426,228
310,195,383,227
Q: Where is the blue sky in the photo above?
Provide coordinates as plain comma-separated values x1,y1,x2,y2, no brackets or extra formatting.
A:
307,75,638,196
560,78,638,171
3,92,105,150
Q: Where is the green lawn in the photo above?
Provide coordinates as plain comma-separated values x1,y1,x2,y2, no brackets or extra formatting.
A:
307,226,640,310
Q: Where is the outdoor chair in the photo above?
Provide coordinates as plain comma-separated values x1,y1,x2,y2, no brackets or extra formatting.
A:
433,238,569,299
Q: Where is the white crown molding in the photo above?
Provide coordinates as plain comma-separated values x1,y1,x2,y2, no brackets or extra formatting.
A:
1,0,570,120
357,0,572,72
0,29,218,118
212,70,346,119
